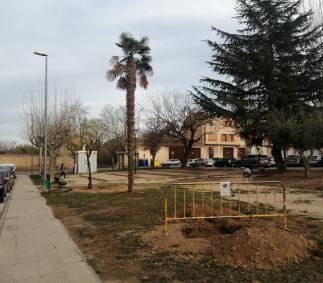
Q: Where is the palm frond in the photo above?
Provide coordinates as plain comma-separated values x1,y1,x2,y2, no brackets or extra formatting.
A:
106,69,118,81
139,74,149,89
117,77,127,90
110,56,119,65
106,62,125,81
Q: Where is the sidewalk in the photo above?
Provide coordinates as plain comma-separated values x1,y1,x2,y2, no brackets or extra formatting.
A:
0,175,101,283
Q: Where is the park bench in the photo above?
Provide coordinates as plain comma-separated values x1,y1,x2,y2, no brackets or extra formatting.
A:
54,176,67,189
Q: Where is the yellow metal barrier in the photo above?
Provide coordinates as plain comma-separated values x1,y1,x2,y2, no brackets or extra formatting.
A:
163,181,287,236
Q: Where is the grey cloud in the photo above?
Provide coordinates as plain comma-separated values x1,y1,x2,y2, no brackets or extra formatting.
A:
0,0,237,143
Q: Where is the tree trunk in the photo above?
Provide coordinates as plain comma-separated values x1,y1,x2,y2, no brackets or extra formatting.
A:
39,147,42,174
182,142,193,168
303,159,311,178
126,55,136,192
271,143,286,172
86,152,92,189
151,153,156,168
301,151,312,178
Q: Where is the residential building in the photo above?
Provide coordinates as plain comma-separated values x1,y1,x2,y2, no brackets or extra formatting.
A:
138,118,272,165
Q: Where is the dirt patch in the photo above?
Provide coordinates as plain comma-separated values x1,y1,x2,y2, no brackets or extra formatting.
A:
144,218,314,270
211,221,313,270
41,178,323,282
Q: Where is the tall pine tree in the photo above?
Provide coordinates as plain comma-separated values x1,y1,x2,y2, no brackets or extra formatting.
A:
193,0,323,171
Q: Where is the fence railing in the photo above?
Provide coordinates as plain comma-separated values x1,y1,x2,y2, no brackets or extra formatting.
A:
163,181,287,236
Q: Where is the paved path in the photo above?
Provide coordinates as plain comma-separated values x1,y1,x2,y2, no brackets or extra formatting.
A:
0,175,101,283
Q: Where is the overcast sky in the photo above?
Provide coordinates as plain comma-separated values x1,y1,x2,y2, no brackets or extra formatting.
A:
0,0,238,144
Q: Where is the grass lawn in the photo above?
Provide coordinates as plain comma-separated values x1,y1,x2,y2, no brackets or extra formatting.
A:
40,185,323,282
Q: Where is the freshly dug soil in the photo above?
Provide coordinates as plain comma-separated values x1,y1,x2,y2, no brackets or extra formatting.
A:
145,218,314,270
210,220,313,270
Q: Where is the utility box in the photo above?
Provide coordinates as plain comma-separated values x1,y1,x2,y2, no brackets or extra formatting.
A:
74,151,97,174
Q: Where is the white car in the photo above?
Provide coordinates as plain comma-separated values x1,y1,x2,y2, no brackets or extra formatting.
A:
202,158,215,167
186,159,197,168
162,159,181,168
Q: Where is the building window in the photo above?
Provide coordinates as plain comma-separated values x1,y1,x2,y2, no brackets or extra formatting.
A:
221,134,227,141
224,120,233,127
208,133,217,141
227,134,234,142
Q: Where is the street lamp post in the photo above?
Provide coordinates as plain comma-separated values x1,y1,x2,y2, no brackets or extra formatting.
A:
34,51,48,188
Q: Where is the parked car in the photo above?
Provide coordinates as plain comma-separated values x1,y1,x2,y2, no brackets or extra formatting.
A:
0,168,11,202
269,157,276,167
202,158,215,167
212,157,221,164
162,159,181,168
214,157,238,168
186,158,204,168
0,171,6,202
0,164,16,178
237,155,270,170
0,164,15,184
309,155,323,167
186,159,196,168
285,155,303,167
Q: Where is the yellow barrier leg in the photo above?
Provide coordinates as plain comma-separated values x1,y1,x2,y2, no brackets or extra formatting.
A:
283,183,287,229
193,187,195,218
183,188,186,218
164,197,168,236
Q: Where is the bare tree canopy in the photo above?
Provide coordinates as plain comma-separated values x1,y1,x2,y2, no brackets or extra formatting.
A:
23,92,85,177
144,90,211,166
100,104,126,145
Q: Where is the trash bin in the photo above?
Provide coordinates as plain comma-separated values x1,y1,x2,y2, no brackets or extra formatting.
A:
139,159,144,168
44,174,50,192
144,159,149,167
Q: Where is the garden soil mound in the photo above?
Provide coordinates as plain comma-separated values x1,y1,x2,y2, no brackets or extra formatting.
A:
144,219,314,270
183,219,314,270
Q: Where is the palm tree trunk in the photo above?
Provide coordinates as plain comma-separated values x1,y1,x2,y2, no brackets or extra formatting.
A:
126,55,136,192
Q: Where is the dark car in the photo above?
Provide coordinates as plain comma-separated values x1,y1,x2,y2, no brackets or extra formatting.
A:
0,164,16,178
238,155,270,170
309,155,323,167
214,157,238,168
285,155,303,167
0,169,10,202
0,165,14,192
187,158,204,168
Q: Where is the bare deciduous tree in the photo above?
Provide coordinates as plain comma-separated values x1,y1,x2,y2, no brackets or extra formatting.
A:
144,90,211,167
23,92,84,178
82,118,105,189
100,104,126,146
66,102,88,155
100,104,127,167
141,119,168,168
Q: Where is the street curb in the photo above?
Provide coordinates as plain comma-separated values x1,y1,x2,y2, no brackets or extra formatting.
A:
0,183,15,236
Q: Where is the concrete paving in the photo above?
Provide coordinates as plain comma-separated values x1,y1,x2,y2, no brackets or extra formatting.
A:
0,175,101,283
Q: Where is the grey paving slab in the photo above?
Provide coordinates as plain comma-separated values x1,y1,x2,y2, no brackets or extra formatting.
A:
0,175,101,283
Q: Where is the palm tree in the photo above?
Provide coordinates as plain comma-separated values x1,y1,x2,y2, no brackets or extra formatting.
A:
106,32,153,192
